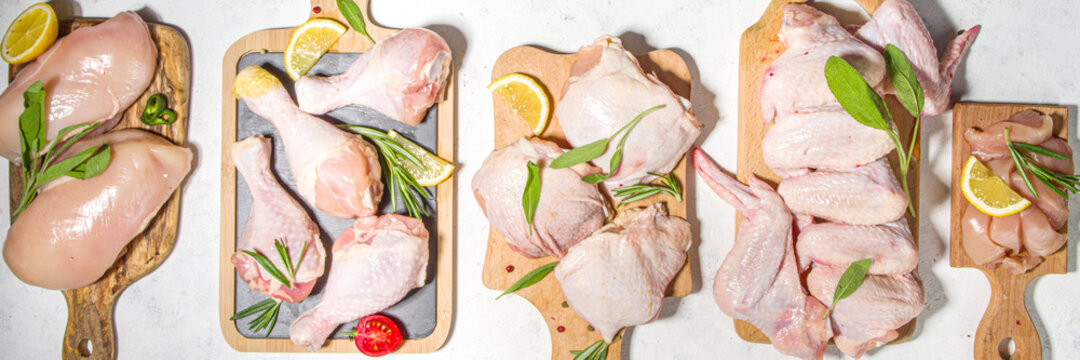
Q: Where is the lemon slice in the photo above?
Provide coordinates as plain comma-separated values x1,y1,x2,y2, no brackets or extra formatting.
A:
388,130,454,187
2,3,58,64
284,18,346,80
488,73,550,135
962,156,1031,217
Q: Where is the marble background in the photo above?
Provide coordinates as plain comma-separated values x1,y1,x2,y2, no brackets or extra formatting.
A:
0,0,1078,359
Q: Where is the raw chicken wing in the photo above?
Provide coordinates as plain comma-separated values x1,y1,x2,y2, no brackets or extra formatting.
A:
556,35,701,188
555,204,691,342
0,11,157,161
695,149,831,360
234,65,382,219
807,268,924,358
762,107,894,177
796,219,917,275
295,28,451,126
777,158,907,225
472,137,609,258
231,137,325,302
290,214,428,349
4,130,191,290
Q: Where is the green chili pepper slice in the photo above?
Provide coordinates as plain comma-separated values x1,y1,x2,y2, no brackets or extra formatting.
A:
141,94,168,124
145,109,177,125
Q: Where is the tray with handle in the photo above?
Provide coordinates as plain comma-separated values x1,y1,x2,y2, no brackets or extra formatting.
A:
7,18,191,360
219,0,454,353
949,102,1068,360
736,0,918,345
482,44,693,359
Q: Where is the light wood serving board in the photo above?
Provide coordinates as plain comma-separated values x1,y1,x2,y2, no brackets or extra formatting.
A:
736,0,918,345
7,18,191,360
219,0,453,353
482,45,693,360
949,103,1068,360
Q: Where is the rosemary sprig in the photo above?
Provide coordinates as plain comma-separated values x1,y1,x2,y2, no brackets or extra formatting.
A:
341,125,432,218
611,172,682,207
232,239,308,337
570,335,621,360
1004,128,1079,199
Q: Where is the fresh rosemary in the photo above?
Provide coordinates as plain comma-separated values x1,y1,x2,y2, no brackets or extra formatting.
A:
341,125,432,218
232,239,308,337
1004,128,1079,199
570,335,621,360
611,172,682,207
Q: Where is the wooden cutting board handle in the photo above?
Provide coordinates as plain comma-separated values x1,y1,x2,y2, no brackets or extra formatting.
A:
973,269,1041,360
62,287,118,360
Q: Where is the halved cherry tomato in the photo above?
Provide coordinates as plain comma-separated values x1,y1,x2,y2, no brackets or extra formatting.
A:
353,314,403,356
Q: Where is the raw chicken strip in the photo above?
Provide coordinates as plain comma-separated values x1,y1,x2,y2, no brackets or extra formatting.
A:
988,214,1021,253
231,137,325,303
854,0,979,116
961,204,1005,267
0,11,156,162
1028,137,1073,175
1002,255,1043,275
1011,170,1069,231
807,268,924,358
760,4,885,123
778,158,907,225
556,35,701,188
695,149,831,360
965,110,1053,159
472,137,609,258
796,219,916,275
762,107,894,177
555,204,690,342
295,28,451,126
290,214,428,349
3,130,191,290
1020,207,1065,257
234,65,382,219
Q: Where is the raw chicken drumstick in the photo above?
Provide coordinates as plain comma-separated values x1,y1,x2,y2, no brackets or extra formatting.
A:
295,28,452,126
233,65,382,219
231,137,325,303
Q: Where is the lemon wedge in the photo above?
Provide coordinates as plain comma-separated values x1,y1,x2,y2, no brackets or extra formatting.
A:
488,73,550,135
961,156,1031,217
2,3,58,64
388,130,454,187
284,18,346,80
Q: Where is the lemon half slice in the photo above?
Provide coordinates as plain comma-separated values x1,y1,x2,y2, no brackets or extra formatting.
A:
488,73,550,135
284,18,346,80
2,3,58,64
388,130,454,187
961,156,1031,217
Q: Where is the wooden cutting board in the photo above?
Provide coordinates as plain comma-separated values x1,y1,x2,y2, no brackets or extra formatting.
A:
949,103,1068,360
218,0,454,353
482,44,693,359
6,18,191,360
736,0,918,345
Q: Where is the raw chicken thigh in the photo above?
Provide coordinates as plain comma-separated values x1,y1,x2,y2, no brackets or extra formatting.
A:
234,65,382,219
555,203,691,342
0,11,157,161
231,137,325,303
695,149,832,360
854,0,980,116
290,214,428,350
295,28,451,126
759,4,885,123
4,130,191,290
472,137,609,258
556,35,701,188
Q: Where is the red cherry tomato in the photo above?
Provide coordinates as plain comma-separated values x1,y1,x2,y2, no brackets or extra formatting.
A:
353,314,403,356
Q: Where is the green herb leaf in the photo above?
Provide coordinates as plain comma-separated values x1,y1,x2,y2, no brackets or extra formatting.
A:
18,81,46,164
39,144,102,184
275,239,295,281
550,139,609,169
522,161,541,235
81,143,112,178
1015,142,1069,160
582,173,607,185
883,44,924,117
231,298,276,320
242,250,292,289
824,56,890,130
337,0,376,44
496,260,558,300
342,125,432,218
824,259,872,319
570,335,620,360
1005,128,1039,199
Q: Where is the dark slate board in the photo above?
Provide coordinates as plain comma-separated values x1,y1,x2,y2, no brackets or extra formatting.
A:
233,52,438,340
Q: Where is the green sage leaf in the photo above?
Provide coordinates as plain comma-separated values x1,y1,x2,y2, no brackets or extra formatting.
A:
825,258,872,319
80,143,112,179
39,144,101,184
19,81,46,164
883,44,924,117
337,0,376,44
550,139,609,169
824,56,890,130
522,161,541,235
497,260,558,300
582,173,607,185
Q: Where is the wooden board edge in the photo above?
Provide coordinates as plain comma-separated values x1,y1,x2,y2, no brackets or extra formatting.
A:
218,24,455,353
